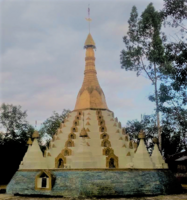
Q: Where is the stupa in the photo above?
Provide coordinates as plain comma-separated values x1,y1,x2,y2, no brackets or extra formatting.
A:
7,17,182,197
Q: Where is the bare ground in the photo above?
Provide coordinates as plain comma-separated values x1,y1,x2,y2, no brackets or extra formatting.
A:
1,194,187,200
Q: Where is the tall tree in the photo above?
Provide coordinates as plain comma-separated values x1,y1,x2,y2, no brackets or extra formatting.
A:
120,3,169,150
156,84,187,153
159,0,187,155
0,103,33,141
161,0,187,89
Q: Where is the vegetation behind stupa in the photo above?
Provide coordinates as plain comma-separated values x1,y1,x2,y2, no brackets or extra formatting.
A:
121,0,187,157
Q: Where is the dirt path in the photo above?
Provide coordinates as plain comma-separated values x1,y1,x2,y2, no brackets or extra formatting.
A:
1,194,187,200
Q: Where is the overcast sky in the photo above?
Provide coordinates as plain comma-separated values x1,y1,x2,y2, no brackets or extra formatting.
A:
0,0,166,129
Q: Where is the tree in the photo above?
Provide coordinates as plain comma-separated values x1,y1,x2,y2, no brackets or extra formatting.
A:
120,3,170,150
39,109,70,140
161,111,185,157
0,103,33,141
161,0,187,89
125,112,184,156
159,0,187,154
147,79,187,156
162,0,187,32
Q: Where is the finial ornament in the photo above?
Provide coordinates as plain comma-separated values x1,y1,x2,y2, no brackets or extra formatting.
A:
84,5,96,49
85,4,92,33
27,138,32,145
138,130,145,139
32,130,39,138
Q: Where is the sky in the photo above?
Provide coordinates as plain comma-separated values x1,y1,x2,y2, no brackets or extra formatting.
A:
0,0,166,129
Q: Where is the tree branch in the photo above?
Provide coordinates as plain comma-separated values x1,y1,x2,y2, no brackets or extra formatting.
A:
140,56,154,83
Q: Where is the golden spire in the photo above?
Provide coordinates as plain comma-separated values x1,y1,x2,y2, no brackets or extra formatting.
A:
74,8,109,111
74,34,109,111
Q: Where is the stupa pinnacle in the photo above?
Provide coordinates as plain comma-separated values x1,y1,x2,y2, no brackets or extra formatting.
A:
74,33,108,110
84,33,96,48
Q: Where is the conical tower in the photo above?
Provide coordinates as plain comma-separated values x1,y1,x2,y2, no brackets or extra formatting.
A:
74,33,109,111
19,131,47,169
151,137,168,169
133,130,154,169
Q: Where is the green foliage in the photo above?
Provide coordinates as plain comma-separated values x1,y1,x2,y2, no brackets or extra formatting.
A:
164,42,187,90
162,0,187,27
162,0,187,89
151,81,187,150
121,3,170,79
161,114,185,157
148,83,184,105
0,103,34,142
125,113,185,156
160,1,187,156
39,109,70,139
148,83,187,156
